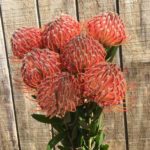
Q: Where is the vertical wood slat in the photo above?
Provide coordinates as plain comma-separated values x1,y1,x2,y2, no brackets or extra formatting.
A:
77,0,126,150
119,0,150,150
1,1,51,149
38,0,77,25
116,1,129,150
0,5,19,150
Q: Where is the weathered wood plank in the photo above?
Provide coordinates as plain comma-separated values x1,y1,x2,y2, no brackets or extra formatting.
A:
0,6,19,150
78,0,116,20
119,0,150,150
77,1,126,150
1,1,51,149
38,0,77,25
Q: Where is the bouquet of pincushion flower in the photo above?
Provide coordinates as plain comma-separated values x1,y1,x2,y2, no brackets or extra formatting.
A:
11,12,128,150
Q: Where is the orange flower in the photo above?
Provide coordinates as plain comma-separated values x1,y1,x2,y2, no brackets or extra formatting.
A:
21,48,61,88
37,72,82,117
11,27,42,59
61,35,106,73
42,14,81,53
83,62,127,106
86,12,128,47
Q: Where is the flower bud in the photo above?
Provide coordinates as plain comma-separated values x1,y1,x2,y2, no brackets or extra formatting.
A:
11,27,42,58
21,48,61,88
42,14,81,52
61,35,106,73
86,12,128,47
83,62,127,106
37,72,82,117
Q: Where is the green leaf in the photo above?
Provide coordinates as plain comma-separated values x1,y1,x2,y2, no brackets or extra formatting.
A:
90,122,99,136
47,131,65,150
31,95,36,99
105,47,110,53
92,105,103,121
32,114,51,123
76,147,86,150
100,144,109,150
32,114,64,132
95,131,105,147
106,46,118,62
90,110,102,136
32,114,61,124
98,113,104,130
80,136,88,150
57,145,65,150
79,120,89,130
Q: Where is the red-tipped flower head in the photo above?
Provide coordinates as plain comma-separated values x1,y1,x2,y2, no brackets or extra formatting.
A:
61,35,106,73
11,27,42,59
21,48,61,88
42,14,81,52
86,12,128,47
37,72,82,117
83,62,127,106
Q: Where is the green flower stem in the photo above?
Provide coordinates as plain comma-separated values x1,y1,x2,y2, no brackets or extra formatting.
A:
89,138,92,150
88,117,92,150
32,102,107,149
64,122,75,150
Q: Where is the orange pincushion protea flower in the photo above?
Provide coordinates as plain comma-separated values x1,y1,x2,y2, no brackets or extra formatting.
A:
83,62,127,106
11,27,42,59
42,14,81,53
37,72,82,117
86,12,128,47
61,35,106,73
21,48,61,88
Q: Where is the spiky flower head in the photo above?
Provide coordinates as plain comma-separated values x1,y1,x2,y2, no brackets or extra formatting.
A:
37,72,82,117
61,35,106,73
83,62,127,106
11,27,42,59
86,12,128,47
42,14,81,53
21,48,61,88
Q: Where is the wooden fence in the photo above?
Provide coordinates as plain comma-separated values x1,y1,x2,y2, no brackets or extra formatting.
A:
0,0,150,150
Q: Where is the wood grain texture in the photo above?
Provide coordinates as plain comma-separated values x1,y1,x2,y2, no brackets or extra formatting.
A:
78,0,116,20
38,0,77,25
0,7,19,150
119,0,150,150
1,1,51,150
77,0,126,150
